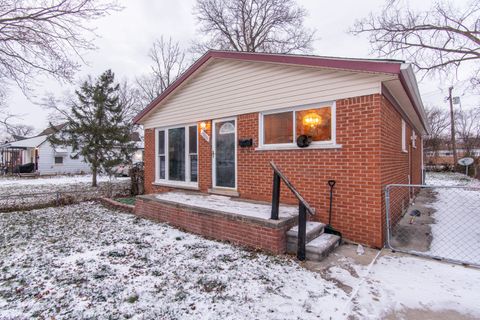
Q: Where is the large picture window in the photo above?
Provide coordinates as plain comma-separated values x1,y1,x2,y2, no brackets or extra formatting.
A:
156,124,198,185
260,103,335,148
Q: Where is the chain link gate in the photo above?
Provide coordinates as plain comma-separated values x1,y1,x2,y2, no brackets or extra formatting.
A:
385,183,480,267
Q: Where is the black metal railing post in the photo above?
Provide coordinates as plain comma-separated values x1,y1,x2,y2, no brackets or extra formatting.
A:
271,172,281,220
297,201,307,261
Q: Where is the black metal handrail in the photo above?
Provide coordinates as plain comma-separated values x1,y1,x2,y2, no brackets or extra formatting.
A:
270,161,315,261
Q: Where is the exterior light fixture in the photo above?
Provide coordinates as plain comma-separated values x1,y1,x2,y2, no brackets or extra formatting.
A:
200,121,210,143
302,112,321,128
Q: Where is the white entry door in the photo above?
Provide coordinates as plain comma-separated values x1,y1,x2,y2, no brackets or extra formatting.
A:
212,118,237,189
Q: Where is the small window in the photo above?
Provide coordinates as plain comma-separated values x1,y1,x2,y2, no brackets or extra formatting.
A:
54,156,63,164
401,120,407,152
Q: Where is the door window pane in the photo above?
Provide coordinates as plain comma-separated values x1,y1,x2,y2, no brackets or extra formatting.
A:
215,120,235,188
263,111,293,144
168,127,185,181
295,107,331,142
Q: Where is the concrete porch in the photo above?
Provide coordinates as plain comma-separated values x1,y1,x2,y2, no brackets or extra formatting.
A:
135,191,298,254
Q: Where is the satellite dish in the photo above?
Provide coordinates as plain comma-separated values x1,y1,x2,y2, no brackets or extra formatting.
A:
458,157,474,166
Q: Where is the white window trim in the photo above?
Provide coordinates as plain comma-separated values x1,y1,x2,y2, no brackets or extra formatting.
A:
257,101,341,150
154,123,198,188
401,119,408,153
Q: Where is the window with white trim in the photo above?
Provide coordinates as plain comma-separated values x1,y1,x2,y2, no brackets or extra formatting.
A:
260,103,335,148
401,119,407,152
156,124,198,185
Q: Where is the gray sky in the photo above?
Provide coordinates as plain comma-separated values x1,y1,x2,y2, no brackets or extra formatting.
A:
4,0,477,133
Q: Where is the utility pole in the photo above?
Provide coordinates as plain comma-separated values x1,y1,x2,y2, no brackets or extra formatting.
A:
448,86,458,166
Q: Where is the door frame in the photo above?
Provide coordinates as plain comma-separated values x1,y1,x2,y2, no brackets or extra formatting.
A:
212,117,237,190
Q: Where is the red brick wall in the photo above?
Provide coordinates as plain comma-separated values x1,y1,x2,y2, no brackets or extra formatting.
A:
380,96,423,230
142,93,423,248
135,196,295,254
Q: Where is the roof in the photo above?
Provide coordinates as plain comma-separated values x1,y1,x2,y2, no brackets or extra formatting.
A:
37,123,67,136
133,50,427,133
1,135,48,149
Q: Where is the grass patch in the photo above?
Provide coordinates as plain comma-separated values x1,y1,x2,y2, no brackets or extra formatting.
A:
115,197,136,205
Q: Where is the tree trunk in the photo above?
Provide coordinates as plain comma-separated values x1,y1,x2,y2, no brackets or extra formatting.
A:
92,166,98,187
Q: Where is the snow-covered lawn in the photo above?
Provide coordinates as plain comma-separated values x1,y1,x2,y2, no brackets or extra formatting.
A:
0,175,129,195
424,172,480,265
0,175,130,210
1,202,479,319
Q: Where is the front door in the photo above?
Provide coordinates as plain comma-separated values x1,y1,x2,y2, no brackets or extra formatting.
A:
212,118,236,189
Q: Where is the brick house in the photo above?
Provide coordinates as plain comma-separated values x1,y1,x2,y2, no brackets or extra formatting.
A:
133,51,428,252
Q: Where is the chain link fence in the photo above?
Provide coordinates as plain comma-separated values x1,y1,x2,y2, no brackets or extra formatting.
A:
0,183,130,213
385,184,480,267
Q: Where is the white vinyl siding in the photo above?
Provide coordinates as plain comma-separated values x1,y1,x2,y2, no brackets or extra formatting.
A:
37,143,91,175
142,59,396,128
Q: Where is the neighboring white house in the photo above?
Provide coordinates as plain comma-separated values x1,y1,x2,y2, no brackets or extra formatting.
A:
0,125,91,175
0,124,144,175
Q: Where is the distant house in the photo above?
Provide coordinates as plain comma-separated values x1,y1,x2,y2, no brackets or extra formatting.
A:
0,125,144,175
0,124,90,175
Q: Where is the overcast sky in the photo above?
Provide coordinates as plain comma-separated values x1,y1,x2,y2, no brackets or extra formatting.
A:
4,0,476,133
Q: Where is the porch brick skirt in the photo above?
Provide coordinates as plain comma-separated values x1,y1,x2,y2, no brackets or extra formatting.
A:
135,195,297,254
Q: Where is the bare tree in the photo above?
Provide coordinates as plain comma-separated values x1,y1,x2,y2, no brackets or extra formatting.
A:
351,0,480,86
0,107,35,141
136,36,187,105
118,80,144,124
0,0,121,97
424,106,451,157
456,107,480,156
193,0,315,54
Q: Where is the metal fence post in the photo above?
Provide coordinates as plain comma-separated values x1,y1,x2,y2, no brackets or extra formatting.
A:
297,201,307,261
384,186,391,249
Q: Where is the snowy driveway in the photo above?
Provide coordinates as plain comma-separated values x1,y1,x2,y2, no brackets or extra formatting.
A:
1,202,479,319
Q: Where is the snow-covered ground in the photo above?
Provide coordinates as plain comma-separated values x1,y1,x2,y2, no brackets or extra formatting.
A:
0,175,130,210
424,172,480,265
1,202,479,319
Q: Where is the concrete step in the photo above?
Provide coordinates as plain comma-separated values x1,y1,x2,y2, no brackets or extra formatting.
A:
286,222,325,254
305,233,341,262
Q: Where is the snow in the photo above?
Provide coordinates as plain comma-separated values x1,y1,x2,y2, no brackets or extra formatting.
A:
0,202,350,319
0,174,127,188
155,192,298,220
0,175,130,210
352,255,480,319
424,172,480,264
0,202,479,319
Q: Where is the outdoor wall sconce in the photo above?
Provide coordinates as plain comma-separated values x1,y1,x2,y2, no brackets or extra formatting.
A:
200,121,210,143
